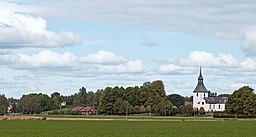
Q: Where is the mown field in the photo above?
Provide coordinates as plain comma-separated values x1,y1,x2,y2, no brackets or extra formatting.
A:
0,119,256,137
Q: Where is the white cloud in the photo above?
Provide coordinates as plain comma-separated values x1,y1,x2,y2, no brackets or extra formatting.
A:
178,51,239,67
0,50,145,74
240,58,256,71
96,60,144,74
181,51,240,67
80,50,127,64
0,50,77,68
0,7,81,48
159,51,252,75
6,0,256,55
159,64,194,75
241,29,256,56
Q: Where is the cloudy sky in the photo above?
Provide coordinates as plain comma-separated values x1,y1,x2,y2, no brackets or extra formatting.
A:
1,0,256,98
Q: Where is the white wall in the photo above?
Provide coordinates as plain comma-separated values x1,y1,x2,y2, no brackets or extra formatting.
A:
193,92,226,112
193,92,208,109
206,104,225,112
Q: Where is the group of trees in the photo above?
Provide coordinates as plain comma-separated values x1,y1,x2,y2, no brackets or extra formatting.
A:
1,81,256,116
98,80,173,115
0,80,195,116
2,87,100,115
226,86,256,115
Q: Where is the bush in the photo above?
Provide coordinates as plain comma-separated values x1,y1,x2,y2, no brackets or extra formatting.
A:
213,113,256,118
199,107,205,115
48,109,72,115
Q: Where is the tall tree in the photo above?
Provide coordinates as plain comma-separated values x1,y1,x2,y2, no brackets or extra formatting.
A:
98,87,116,114
17,93,49,114
0,94,8,116
151,80,166,98
51,92,61,109
226,86,255,115
73,87,88,106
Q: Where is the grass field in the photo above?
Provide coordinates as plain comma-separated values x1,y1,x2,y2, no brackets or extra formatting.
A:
0,119,256,137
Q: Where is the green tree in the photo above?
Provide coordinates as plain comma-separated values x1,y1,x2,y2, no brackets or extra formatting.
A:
40,94,52,111
151,80,166,98
139,106,146,113
73,87,88,106
62,95,74,107
132,105,140,114
167,94,184,107
181,105,193,116
51,92,61,109
146,106,151,114
226,86,255,115
170,106,178,116
18,94,43,114
120,101,131,115
98,87,116,114
113,98,122,114
0,94,8,116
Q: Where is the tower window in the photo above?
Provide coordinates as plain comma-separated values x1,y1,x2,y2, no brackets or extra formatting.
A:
202,102,204,105
204,93,205,97
197,93,198,97
219,105,221,109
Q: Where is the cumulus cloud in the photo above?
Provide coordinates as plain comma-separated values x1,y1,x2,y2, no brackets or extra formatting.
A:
96,60,144,73
159,64,194,75
241,29,256,56
159,51,249,75
240,58,256,71
0,50,78,68
180,51,240,67
0,7,81,48
80,50,127,64
0,50,145,74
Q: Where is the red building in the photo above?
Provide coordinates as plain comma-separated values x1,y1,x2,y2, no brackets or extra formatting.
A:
71,106,96,115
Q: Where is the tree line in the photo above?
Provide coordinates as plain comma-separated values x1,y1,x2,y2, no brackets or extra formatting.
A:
0,80,192,116
1,81,256,116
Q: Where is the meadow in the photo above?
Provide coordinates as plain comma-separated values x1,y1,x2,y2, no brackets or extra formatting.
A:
0,118,256,137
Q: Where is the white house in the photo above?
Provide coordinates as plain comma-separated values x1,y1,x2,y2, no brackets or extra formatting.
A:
192,67,228,112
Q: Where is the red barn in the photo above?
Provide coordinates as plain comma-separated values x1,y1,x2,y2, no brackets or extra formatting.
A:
80,107,96,115
71,106,96,115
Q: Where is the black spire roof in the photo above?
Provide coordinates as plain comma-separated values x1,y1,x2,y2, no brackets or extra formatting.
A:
193,66,208,93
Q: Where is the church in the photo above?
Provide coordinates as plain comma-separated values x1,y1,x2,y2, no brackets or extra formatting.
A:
192,67,228,112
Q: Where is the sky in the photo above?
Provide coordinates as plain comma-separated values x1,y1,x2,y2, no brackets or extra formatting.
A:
1,0,256,98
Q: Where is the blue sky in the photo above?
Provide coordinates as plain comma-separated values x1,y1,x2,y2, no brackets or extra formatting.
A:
1,0,256,98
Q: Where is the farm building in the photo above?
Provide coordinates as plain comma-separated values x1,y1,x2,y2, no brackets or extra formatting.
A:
71,106,96,115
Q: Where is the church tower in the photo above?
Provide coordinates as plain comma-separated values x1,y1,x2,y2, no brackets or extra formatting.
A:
193,66,208,109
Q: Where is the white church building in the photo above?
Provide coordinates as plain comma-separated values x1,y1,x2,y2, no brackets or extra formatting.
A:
192,67,228,112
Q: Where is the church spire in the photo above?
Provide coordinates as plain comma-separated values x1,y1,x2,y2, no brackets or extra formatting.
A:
198,66,203,83
193,66,208,93
199,65,202,76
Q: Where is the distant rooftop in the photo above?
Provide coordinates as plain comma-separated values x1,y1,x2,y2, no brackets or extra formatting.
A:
204,97,228,104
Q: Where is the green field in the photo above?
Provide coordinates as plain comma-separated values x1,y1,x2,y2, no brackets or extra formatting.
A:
0,119,256,137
